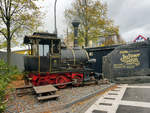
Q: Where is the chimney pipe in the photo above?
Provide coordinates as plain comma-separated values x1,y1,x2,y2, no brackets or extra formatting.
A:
72,17,80,48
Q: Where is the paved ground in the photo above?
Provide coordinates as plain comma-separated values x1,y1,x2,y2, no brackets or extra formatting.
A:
52,94,101,113
5,82,110,113
6,83,150,113
85,84,150,113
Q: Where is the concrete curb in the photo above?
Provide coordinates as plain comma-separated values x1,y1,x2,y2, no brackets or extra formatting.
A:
21,83,116,113
64,83,116,109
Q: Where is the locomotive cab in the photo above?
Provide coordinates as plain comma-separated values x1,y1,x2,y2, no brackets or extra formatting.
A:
24,32,61,73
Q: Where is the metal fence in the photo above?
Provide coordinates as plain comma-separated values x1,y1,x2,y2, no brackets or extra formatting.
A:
0,51,24,71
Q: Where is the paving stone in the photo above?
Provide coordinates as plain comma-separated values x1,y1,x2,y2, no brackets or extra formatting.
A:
92,110,107,113
122,88,150,102
116,105,150,113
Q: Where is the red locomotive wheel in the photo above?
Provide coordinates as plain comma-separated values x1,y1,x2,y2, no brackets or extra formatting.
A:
56,76,68,89
45,76,54,84
72,75,83,87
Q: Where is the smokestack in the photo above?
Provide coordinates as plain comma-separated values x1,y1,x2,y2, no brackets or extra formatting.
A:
72,17,80,48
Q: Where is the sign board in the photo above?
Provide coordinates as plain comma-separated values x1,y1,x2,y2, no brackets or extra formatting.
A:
133,35,147,42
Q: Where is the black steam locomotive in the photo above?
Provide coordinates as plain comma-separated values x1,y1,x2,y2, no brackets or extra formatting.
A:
24,32,101,88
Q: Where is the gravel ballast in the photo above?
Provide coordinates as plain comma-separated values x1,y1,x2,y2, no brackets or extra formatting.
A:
5,83,115,113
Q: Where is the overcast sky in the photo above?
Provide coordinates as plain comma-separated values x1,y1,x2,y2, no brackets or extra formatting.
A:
40,0,150,42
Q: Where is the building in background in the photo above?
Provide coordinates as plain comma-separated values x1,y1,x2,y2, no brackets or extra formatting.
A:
92,35,120,47
0,46,30,55
133,35,147,42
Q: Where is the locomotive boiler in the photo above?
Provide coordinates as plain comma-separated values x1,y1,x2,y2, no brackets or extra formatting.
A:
24,32,99,88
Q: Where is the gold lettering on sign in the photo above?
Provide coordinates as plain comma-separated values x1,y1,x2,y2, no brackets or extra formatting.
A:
129,50,140,53
113,50,141,69
120,51,128,54
120,54,140,66
113,64,126,68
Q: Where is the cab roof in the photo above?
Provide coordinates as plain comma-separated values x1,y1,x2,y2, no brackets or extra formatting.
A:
24,32,60,44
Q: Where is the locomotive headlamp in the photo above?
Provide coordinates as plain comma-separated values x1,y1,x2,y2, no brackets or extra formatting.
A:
72,16,80,48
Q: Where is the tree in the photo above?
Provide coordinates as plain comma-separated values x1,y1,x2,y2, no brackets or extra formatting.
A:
0,0,43,65
0,60,19,112
65,0,122,47
102,34,126,46
0,38,19,49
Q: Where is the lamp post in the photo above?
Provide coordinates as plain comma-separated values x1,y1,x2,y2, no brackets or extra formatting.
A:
81,0,86,6
72,17,80,48
81,0,88,47
54,0,57,37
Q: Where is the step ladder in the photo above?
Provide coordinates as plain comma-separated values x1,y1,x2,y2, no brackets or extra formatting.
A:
33,84,59,101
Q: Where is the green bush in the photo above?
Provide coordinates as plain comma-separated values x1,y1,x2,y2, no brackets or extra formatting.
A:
0,60,20,112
